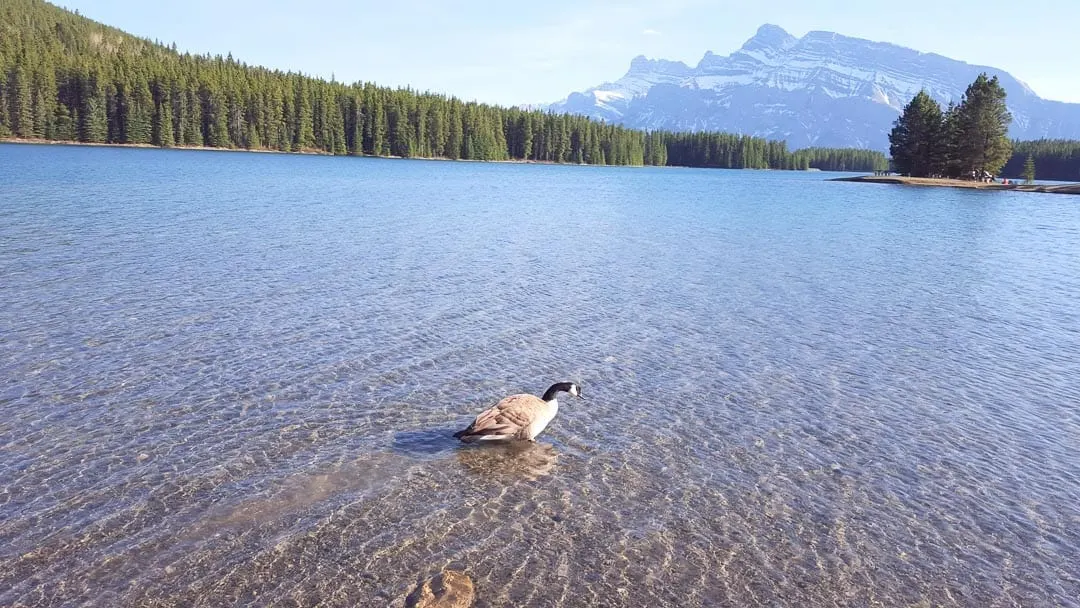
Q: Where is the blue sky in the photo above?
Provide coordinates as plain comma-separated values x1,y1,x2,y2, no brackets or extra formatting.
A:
60,0,1080,106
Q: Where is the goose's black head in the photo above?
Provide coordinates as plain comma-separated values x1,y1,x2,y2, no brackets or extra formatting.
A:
542,382,582,402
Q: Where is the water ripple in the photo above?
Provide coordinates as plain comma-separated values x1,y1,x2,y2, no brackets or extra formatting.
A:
1,144,1079,606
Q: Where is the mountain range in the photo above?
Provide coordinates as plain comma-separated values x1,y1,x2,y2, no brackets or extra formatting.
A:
548,25,1080,151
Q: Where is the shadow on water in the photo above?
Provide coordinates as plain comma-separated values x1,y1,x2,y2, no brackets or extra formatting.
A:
142,452,418,573
392,428,461,459
392,428,559,480
454,441,559,481
185,453,413,536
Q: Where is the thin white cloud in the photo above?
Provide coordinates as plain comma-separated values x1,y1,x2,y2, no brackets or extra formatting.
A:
415,0,711,104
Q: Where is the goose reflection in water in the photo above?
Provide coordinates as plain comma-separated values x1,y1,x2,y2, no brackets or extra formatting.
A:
454,441,559,481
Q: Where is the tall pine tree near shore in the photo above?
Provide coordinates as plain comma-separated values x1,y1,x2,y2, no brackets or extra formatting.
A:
1022,154,1035,184
953,74,1012,176
8,63,33,137
940,102,963,178
153,89,174,146
888,90,945,177
79,74,108,143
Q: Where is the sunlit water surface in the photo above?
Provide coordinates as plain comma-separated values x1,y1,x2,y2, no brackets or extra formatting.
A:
1,143,1079,607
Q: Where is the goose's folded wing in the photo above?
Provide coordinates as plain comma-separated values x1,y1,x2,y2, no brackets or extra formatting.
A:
465,395,544,437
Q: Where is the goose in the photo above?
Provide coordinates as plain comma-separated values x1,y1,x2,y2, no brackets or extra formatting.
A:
453,382,582,443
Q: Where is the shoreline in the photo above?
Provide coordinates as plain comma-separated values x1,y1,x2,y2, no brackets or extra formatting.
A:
831,174,1080,195
0,137,330,156
0,137,850,172
0,137,605,166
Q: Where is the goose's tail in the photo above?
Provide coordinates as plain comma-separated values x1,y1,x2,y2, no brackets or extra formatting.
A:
453,427,513,443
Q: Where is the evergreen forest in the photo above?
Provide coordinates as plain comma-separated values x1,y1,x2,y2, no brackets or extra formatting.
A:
1001,139,1080,182
1,0,888,172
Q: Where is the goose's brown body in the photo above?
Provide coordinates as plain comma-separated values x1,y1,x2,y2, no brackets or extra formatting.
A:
454,383,579,443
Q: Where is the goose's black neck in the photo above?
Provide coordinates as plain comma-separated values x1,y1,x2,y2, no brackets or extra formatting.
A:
542,382,574,401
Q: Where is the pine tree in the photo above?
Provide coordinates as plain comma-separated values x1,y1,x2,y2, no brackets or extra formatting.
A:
0,67,8,137
79,76,107,142
312,86,328,150
347,94,363,155
182,87,202,145
888,90,945,177
328,94,346,155
571,128,584,164
519,115,532,160
445,102,462,159
170,82,184,143
293,79,313,151
266,85,288,151
279,91,294,150
226,91,245,148
1022,153,1035,184
425,103,445,158
153,92,174,146
954,73,1012,177
555,118,570,163
940,102,964,178
245,118,260,149
201,82,229,147
388,96,410,157
124,76,153,144
585,128,601,164
31,69,56,139
412,102,428,157
371,95,387,156
8,63,33,137
51,102,74,141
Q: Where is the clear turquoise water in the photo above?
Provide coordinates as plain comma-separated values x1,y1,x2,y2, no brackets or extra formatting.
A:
1,143,1078,607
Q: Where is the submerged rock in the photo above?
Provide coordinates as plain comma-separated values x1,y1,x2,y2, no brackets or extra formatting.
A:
405,570,474,608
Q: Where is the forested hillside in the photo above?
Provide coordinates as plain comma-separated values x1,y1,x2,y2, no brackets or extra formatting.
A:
0,0,888,171
1001,140,1080,182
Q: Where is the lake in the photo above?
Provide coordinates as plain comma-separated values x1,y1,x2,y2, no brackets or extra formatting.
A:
1,143,1078,607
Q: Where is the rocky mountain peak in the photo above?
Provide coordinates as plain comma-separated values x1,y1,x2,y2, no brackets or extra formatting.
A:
548,25,1080,150
628,55,692,77
744,24,796,49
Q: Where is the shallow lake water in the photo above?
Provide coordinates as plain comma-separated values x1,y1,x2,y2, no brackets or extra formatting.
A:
1,143,1078,606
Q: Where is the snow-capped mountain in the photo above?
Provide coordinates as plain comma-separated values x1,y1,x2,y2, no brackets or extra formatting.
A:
550,25,1080,150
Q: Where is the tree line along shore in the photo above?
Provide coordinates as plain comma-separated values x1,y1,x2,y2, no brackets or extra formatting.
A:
1,0,890,172
4,0,1078,179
